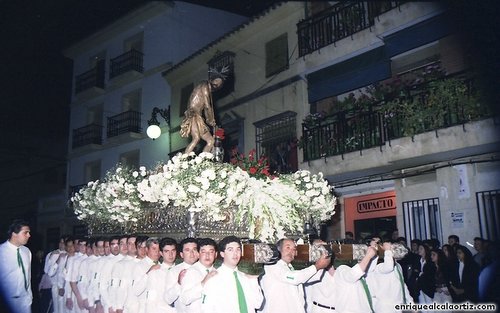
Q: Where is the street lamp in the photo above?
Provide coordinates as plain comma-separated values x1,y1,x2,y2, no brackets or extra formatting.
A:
146,106,170,140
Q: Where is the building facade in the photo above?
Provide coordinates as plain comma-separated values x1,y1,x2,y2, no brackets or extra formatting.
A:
38,2,248,245
164,2,499,245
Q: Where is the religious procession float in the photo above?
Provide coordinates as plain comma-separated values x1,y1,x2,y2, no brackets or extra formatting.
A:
69,67,407,265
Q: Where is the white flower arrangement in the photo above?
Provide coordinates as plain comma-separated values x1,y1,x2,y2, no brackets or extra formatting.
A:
70,153,336,242
71,164,145,229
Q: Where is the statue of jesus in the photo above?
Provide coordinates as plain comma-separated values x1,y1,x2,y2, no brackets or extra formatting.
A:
180,77,224,154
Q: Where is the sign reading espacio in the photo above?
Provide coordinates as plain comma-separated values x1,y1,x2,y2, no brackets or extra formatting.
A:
357,196,396,213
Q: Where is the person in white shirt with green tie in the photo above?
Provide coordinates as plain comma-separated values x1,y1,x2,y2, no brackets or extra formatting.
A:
0,219,33,313
201,236,263,313
365,239,413,313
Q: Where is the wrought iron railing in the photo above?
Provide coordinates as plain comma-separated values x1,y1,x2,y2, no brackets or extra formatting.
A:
75,60,105,94
301,75,492,161
107,110,142,138
72,124,103,149
297,1,402,57
109,49,144,79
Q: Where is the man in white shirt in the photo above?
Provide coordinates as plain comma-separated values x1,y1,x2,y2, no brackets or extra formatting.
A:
45,236,67,313
366,240,412,313
96,235,125,313
86,238,106,313
259,238,330,313
180,238,218,313
77,240,97,313
65,237,88,313
72,239,93,313
145,237,178,313
96,236,125,313
50,237,74,313
61,238,77,312
305,266,336,313
110,235,139,313
331,241,377,313
303,240,336,313
164,237,199,313
0,219,33,313
132,237,171,313
201,236,263,313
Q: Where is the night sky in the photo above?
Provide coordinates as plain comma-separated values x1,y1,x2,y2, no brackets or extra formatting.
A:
0,0,150,144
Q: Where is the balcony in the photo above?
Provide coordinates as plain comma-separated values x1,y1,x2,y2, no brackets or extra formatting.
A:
297,1,402,57
109,49,144,81
107,110,142,139
72,124,103,149
301,73,494,162
74,60,105,98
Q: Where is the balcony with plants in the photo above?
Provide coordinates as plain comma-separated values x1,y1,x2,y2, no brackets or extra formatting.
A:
297,1,403,57
300,64,494,162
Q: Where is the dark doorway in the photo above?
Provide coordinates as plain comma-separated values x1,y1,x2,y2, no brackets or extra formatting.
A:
354,216,396,243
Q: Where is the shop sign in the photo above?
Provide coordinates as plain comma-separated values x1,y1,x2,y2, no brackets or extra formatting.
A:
357,196,396,213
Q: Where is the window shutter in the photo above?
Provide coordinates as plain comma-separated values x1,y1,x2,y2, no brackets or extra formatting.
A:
266,33,289,77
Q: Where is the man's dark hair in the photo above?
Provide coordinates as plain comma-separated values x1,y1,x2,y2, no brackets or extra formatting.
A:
65,236,75,245
93,237,104,245
7,219,30,239
218,236,241,252
198,238,218,251
110,235,121,243
448,234,460,243
410,239,422,245
79,237,89,244
160,237,177,250
136,235,149,247
179,237,198,251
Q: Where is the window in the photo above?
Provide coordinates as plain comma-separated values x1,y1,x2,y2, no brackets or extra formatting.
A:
265,33,289,77
254,111,297,174
89,51,106,69
84,160,101,183
476,190,500,241
403,197,442,244
124,32,144,53
220,112,245,163
122,89,142,112
179,83,194,117
87,104,103,126
119,149,140,170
